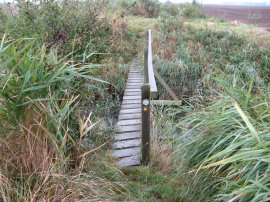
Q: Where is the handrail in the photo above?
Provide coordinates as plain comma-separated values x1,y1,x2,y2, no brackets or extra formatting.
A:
145,30,158,99
141,30,157,165
141,30,180,165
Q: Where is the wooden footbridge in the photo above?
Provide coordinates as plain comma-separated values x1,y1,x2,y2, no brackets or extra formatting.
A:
112,30,180,167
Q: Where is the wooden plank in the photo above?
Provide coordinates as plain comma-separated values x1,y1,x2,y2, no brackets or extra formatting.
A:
118,119,141,126
112,147,140,158
128,77,142,79
127,79,143,83
126,88,141,90
126,83,142,86
128,77,143,79
119,113,141,120
128,74,143,76
113,139,141,149
129,73,141,75
129,73,142,76
124,91,141,96
126,83,142,85
117,124,141,132
124,91,141,95
125,90,140,93
128,78,143,80
120,108,141,114
128,77,143,80
123,95,141,100
129,75,142,77
115,131,141,141
124,93,140,97
118,155,140,167
127,79,141,82
121,103,141,109
122,99,141,104
128,79,142,81
151,100,182,106
127,78,142,81
128,76,142,79
125,85,141,89
129,71,141,73
125,89,141,92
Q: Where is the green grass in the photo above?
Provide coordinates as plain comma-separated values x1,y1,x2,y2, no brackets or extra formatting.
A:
123,167,181,202
126,16,157,35
185,17,270,40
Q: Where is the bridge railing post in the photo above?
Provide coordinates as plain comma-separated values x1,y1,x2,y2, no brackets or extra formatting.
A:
141,30,153,165
141,83,150,164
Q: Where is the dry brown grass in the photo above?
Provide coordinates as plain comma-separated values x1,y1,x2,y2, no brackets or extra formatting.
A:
0,109,57,177
0,165,126,201
137,2,148,17
157,34,177,60
110,14,127,37
150,136,173,172
0,106,126,201
149,113,174,172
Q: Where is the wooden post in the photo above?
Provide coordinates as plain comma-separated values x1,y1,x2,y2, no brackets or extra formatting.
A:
141,83,151,164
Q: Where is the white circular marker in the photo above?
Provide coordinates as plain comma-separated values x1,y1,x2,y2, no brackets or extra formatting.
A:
143,99,149,106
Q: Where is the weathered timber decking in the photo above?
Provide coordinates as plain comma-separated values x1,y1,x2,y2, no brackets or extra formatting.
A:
112,61,143,167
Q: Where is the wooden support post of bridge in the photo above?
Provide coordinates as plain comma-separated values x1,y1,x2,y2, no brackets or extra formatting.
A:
140,30,158,165
141,83,150,164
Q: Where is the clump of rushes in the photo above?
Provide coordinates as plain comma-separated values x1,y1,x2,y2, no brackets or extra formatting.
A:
173,77,270,201
0,36,127,201
151,4,270,201
150,70,270,201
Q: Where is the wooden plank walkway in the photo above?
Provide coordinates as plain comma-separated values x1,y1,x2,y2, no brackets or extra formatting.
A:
112,61,143,167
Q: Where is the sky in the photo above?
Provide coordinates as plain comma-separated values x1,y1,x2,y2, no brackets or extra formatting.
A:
1,0,270,5
160,0,270,4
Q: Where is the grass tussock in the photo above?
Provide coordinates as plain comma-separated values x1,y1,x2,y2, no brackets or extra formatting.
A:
150,5,270,201
0,35,129,201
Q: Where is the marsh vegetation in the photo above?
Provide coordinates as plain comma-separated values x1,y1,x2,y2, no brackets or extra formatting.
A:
0,0,270,201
